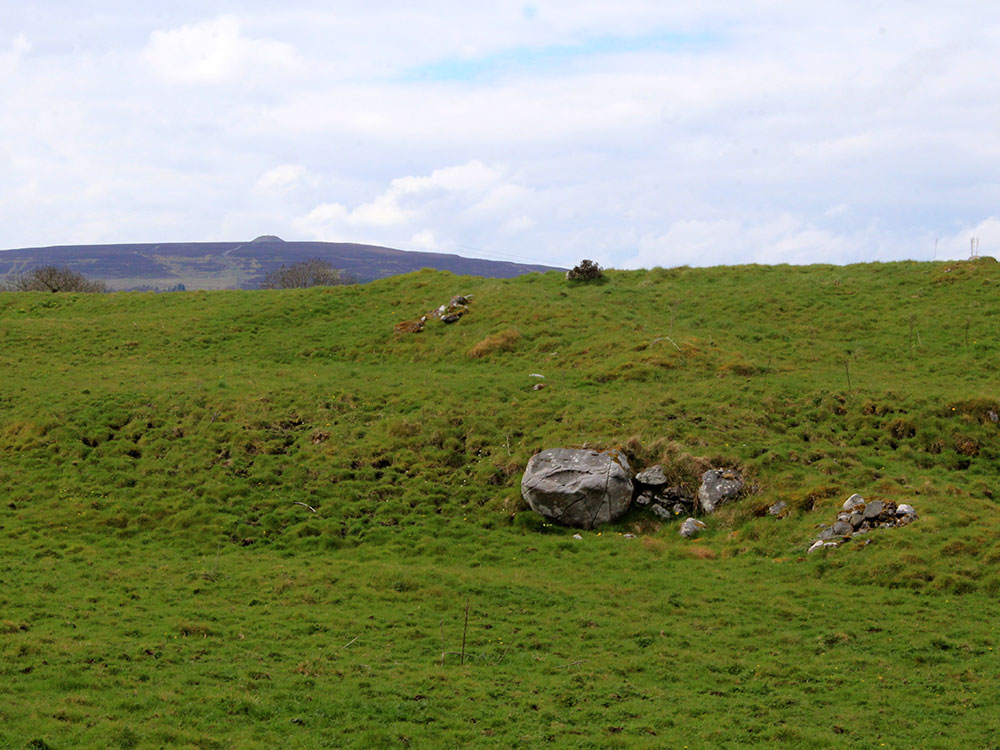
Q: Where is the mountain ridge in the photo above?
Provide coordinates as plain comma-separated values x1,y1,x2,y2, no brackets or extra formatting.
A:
0,236,561,290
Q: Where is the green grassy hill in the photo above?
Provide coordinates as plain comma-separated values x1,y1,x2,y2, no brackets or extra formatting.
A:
2,260,999,748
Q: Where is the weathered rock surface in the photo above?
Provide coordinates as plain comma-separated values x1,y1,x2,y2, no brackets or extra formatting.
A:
521,448,633,529
842,493,865,511
635,465,669,487
679,518,707,538
697,469,745,514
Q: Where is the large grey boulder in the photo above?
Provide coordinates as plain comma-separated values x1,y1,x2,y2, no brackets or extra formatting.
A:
521,448,633,529
697,469,745,514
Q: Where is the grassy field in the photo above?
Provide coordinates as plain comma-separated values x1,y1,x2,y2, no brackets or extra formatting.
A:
1,259,999,748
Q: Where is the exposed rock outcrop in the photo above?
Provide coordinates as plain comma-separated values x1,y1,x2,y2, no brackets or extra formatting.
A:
521,448,633,529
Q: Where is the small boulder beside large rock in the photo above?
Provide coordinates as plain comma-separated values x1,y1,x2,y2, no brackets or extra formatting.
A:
521,448,634,529
697,469,745,514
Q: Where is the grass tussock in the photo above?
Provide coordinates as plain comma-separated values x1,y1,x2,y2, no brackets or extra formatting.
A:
466,327,521,358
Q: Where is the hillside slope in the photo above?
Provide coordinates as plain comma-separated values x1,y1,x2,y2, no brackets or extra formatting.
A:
0,236,559,289
1,260,999,748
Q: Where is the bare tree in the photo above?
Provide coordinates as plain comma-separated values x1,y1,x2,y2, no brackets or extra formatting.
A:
260,258,355,289
0,265,108,293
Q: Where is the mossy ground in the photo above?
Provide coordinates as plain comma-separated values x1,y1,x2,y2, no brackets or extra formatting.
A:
1,260,999,748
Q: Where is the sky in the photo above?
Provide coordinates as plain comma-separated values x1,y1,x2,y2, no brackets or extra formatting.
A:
2,2,999,269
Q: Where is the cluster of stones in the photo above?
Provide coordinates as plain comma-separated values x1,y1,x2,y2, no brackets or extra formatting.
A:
520,447,745,537
808,494,917,553
394,294,471,333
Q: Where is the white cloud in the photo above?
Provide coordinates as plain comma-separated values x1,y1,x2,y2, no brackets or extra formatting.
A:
255,164,309,195
293,160,536,250
937,218,1000,261
143,16,299,84
3,4,1000,269
2,33,30,70
625,215,869,269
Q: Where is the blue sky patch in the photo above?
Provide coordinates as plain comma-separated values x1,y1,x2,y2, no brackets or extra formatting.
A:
401,30,723,83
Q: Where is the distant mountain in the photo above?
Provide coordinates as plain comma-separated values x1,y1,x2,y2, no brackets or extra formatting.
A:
0,236,562,290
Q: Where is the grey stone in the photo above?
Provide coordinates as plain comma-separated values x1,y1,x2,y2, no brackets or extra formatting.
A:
635,465,669,487
697,469,745,514
849,512,866,528
831,521,853,536
837,512,852,522
635,492,656,507
896,504,916,517
670,503,688,516
679,517,706,538
808,540,825,553
650,504,673,520
441,313,462,324
842,493,865,511
521,448,633,530
864,500,884,519
768,501,788,516
818,526,836,540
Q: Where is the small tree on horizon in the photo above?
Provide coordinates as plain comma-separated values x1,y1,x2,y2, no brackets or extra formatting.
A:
0,265,108,293
566,259,605,282
260,258,355,289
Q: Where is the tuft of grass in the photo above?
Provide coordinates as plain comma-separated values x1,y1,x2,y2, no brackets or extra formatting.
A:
466,328,521,358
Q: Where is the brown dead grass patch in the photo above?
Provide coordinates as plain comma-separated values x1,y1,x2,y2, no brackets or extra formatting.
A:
467,328,520,358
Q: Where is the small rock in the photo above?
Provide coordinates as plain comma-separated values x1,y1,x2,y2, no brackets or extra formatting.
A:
623,533,636,539
450,295,470,306
679,518,707,538
441,313,462,324
635,492,655,507
837,512,851,522
818,526,836,540
768,501,788,516
863,500,884,520
528,373,545,378
531,383,545,391
635,465,669,487
831,521,853,536
842,493,865,511
849,512,866,528
896,504,916,517
650,504,673,520
808,540,825,553
572,533,583,540
989,410,999,423
670,503,688,516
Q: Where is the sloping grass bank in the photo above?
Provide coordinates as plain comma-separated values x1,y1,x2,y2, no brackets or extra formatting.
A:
1,259,999,747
